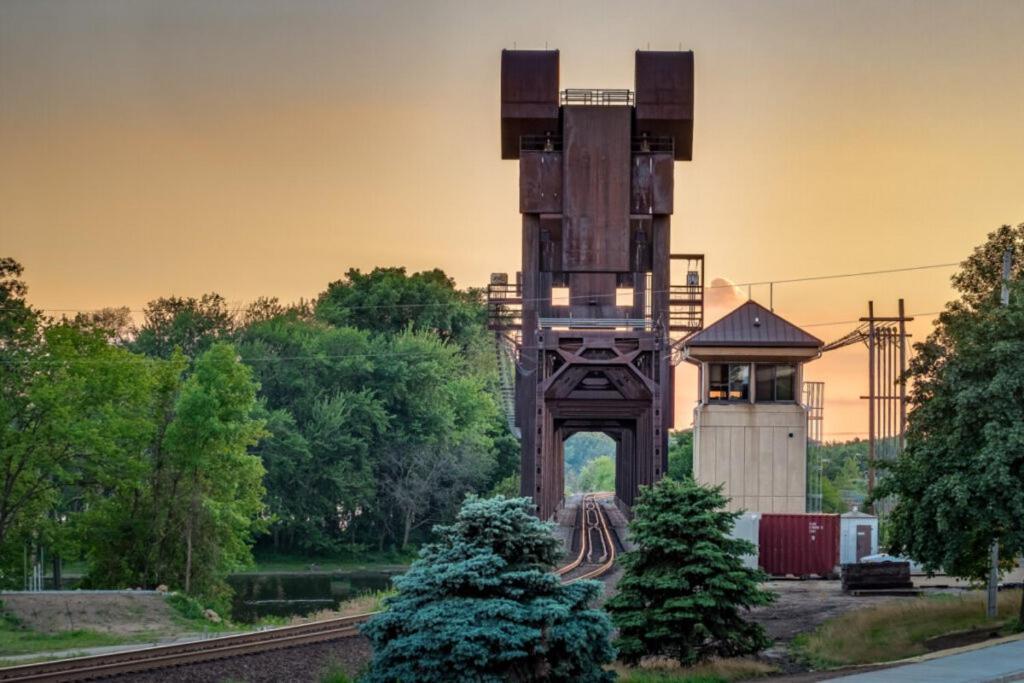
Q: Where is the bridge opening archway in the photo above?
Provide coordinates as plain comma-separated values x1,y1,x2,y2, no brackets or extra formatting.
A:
563,431,616,495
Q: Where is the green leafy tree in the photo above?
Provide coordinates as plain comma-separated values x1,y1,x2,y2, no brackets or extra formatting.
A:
0,261,157,580
564,432,615,476
576,455,615,493
666,430,694,480
876,224,1024,624
362,496,615,682
302,389,388,548
237,314,376,425
489,473,520,498
85,344,267,604
370,330,497,549
69,306,136,346
237,315,382,552
133,293,236,359
164,343,267,595
821,476,847,514
238,307,501,553
607,478,774,665
0,257,44,552
0,322,155,585
315,267,485,347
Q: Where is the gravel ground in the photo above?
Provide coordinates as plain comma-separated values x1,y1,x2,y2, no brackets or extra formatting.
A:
113,636,373,683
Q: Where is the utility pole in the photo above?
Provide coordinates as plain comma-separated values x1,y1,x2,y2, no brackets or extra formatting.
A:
897,299,908,450
988,248,1013,619
866,301,876,510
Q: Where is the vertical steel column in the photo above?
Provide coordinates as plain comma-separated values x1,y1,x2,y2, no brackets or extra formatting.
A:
519,215,541,503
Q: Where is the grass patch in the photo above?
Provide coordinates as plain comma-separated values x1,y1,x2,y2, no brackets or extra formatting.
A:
163,593,235,633
318,661,353,683
612,658,775,682
290,589,396,625
792,589,1022,668
0,607,144,658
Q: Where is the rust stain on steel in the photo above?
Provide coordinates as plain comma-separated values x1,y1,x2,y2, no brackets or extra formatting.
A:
634,50,694,161
500,50,560,160
562,106,631,273
519,151,562,214
630,152,674,215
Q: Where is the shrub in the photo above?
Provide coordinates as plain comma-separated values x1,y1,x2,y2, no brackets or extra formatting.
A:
361,496,615,682
607,478,774,665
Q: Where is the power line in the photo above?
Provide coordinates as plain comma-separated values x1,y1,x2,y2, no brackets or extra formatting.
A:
799,311,942,328
0,308,950,367
719,261,959,288
2,259,961,314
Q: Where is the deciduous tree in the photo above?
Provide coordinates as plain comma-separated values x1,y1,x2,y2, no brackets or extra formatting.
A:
876,224,1024,625
576,455,615,493
133,293,236,359
315,267,485,347
84,344,267,604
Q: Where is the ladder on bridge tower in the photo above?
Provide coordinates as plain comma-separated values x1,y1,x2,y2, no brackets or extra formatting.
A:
493,332,521,438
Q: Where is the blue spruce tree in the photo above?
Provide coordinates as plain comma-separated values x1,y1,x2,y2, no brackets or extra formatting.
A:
362,496,615,682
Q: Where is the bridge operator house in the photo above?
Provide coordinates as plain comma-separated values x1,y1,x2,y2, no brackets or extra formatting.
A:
681,301,823,513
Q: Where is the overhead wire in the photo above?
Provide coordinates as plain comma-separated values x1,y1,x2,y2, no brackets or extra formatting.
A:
0,259,960,366
0,259,961,315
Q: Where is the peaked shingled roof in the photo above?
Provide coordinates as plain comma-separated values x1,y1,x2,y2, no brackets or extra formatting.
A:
684,301,823,348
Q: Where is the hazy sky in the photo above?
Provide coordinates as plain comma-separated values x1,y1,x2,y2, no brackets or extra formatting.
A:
3,0,1023,438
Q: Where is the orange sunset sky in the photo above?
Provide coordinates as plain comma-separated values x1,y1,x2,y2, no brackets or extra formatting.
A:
2,0,1023,439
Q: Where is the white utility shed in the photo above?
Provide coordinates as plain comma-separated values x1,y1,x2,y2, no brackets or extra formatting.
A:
729,511,761,570
840,510,879,564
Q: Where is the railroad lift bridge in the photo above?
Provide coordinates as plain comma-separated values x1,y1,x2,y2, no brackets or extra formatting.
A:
488,49,704,519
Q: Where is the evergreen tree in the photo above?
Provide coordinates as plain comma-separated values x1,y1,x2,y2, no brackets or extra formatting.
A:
607,478,774,665
362,496,615,682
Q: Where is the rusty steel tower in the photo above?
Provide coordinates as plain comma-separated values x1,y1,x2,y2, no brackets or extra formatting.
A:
489,50,703,518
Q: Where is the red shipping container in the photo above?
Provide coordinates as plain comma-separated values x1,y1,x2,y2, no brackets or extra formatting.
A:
758,514,840,578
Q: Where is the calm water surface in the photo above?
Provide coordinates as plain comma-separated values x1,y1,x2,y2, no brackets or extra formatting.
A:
227,570,398,622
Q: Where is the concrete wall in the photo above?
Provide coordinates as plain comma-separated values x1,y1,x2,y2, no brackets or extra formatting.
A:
693,403,807,513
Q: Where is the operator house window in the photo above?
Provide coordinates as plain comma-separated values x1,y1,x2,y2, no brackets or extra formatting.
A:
708,363,749,401
755,364,796,402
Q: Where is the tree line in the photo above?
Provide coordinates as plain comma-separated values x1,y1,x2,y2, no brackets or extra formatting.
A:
0,260,517,604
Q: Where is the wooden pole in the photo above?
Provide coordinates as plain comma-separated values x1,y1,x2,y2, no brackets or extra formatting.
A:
898,299,907,450
867,301,876,508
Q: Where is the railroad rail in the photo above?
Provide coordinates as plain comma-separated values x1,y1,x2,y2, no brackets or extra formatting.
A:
1,495,617,682
0,614,369,682
555,493,618,582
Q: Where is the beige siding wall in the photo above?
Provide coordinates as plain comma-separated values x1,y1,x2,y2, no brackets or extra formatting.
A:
693,403,807,513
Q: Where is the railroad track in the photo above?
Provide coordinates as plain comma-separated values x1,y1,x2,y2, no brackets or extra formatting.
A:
554,493,618,582
0,614,369,682
1,495,617,681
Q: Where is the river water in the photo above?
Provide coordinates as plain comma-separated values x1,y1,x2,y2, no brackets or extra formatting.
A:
226,570,398,622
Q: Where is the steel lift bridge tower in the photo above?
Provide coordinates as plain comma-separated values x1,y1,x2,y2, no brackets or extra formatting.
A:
488,50,705,518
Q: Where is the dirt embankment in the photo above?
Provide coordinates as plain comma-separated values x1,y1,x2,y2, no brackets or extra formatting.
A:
749,580,896,644
0,591,180,635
